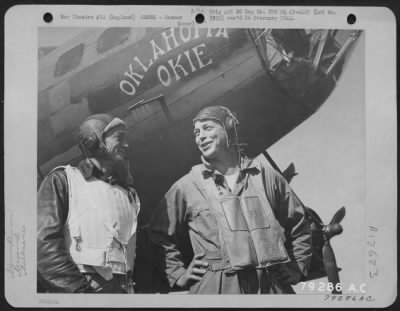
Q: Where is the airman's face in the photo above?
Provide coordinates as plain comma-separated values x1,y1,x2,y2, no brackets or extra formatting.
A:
103,125,129,162
194,119,228,160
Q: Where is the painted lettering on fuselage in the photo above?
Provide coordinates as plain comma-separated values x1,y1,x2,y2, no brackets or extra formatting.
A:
119,27,229,96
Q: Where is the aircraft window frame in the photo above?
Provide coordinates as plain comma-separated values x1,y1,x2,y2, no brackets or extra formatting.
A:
54,44,85,77
96,28,131,54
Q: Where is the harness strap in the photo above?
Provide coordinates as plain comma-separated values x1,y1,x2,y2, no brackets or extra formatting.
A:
203,251,225,271
190,166,230,271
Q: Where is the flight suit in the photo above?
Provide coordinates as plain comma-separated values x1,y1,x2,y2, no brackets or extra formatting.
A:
149,157,312,294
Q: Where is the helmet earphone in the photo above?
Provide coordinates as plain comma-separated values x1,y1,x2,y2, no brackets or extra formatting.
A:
78,114,115,158
217,106,239,135
220,107,243,168
78,132,104,158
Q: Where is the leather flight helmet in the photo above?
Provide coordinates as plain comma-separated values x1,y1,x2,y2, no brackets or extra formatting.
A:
193,105,239,134
78,113,126,157
193,106,240,147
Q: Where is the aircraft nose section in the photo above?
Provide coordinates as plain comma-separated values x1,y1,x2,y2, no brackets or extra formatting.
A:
248,29,362,111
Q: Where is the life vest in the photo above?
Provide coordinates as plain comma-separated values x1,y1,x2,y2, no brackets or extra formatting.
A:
63,165,140,279
190,164,289,270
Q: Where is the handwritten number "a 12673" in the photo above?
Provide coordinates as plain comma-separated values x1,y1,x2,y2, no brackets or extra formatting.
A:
367,226,378,279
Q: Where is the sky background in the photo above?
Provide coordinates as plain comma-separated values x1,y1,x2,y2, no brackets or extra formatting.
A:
269,33,365,293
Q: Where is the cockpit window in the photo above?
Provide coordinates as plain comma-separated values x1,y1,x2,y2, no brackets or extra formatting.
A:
97,28,131,54
54,44,85,77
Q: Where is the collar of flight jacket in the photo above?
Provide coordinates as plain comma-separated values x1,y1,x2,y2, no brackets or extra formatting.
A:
77,158,129,189
200,155,261,180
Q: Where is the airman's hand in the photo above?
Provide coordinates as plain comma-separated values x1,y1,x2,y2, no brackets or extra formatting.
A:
176,253,209,289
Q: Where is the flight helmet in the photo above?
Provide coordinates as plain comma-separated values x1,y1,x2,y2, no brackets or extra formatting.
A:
78,113,126,158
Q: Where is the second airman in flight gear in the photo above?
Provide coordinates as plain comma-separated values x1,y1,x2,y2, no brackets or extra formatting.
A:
149,105,312,294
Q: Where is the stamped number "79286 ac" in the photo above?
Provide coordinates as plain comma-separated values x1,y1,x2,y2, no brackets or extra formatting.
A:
299,282,366,293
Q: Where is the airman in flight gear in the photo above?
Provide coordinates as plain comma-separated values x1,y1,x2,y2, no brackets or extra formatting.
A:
37,114,140,293
149,105,312,294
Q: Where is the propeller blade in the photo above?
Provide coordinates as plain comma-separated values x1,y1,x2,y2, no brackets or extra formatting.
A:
322,240,342,294
282,162,298,183
304,207,324,230
329,206,346,225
